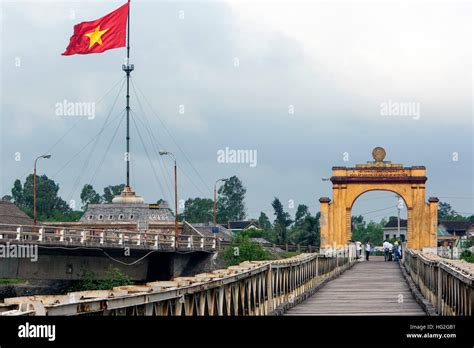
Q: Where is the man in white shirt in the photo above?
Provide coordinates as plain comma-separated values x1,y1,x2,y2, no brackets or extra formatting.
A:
383,240,391,261
365,241,371,261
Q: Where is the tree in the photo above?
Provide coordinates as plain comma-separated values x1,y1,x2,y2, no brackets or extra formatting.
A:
80,184,102,209
10,174,72,221
216,176,246,223
352,219,384,245
271,197,292,244
294,204,310,226
438,202,457,220
352,215,364,226
11,179,24,206
273,223,288,244
182,197,213,223
271,197,292,227
290,213,320,246
258,212,271,230
102,184,126,203
1,195,13,202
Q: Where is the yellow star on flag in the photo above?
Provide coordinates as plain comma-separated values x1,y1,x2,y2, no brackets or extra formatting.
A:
84,26,110,49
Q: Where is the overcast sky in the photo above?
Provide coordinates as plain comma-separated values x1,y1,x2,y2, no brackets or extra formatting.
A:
1,0,472,222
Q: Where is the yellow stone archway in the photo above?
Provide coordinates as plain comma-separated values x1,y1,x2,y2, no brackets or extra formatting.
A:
319,147,438,250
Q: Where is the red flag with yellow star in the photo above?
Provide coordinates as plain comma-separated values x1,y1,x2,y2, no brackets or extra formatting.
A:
62,2,129,56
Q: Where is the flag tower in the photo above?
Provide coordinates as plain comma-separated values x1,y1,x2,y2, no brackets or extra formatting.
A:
114,0,143,203
123,0,133,190
62,0,142,202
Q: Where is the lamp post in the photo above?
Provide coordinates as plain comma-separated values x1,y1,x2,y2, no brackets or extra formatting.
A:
33,154,51,225
214,178,228,244
159,151,178,247
396,195,404,241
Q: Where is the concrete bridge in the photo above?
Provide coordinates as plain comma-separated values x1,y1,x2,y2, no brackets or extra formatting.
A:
0,222,217,282
1,244,472,316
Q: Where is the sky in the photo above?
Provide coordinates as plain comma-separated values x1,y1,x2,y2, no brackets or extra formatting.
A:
0,0,472,222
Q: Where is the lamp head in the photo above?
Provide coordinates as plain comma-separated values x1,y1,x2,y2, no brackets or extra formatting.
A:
43,154,52,159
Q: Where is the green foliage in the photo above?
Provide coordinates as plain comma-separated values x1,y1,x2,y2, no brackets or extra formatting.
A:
437,201,471,221
294,204,310,226
216,176,246,223
11,174,73,221
102,184,126,203
43,210,83,222
1,195,13,202
289,213,320,246
352,220,384,246
71,268,133,291
239,228,265,238
462,237,474,249
182,197,214,223
258,212,271,230
279,251,301,259
271,197,292,227
0,279,26,285
352,215,364,226
223,235,272,266
460,250,474,263
438,202,456,220
80,184,102,209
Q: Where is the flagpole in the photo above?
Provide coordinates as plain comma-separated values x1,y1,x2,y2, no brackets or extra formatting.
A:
123,0,133,189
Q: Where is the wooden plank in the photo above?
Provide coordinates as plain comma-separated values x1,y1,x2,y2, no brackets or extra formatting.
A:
285,259,425,316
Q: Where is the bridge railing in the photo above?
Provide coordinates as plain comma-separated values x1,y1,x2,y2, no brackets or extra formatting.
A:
0,245,356,316
0,223,216,252
402,248,473,316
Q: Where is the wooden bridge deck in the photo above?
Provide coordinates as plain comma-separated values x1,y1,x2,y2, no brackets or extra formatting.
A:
285,256,425,316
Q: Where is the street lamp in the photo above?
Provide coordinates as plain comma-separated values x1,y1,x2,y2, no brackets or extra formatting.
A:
33,154,51,225
159,151,179,247
396,195,404,241
214,178,228,241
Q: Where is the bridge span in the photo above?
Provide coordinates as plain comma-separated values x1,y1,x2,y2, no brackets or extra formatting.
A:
286,256,425,315
0,245,472,316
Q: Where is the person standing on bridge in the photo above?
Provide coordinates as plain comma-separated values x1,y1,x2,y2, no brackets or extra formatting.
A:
356,241,362,259
393,241,401,261
383,240,391,261
365,241,371,261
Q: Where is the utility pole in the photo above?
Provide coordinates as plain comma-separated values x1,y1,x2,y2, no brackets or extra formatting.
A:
33,154,51,225
396,195,404,241
160,152,179,248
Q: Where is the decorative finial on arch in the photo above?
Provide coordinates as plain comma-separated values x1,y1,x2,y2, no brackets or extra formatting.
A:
372,147,386,162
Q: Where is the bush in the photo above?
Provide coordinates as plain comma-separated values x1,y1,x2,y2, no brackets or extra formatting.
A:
460,250,474,263
71,267,133,291
223,235,272,266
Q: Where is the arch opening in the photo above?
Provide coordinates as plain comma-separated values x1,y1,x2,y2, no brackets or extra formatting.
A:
350,190,408,248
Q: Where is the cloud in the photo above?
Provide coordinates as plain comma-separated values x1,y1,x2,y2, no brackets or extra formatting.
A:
1,0,472,219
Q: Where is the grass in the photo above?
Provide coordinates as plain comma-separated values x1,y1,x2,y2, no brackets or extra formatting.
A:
0,279,27,285
279,251,302,259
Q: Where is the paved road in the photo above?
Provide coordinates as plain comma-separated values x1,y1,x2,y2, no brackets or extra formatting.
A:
285,256,425,316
